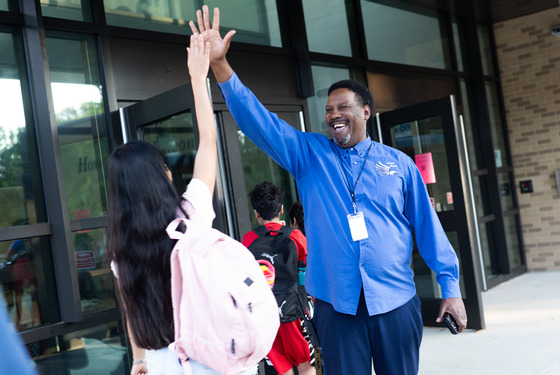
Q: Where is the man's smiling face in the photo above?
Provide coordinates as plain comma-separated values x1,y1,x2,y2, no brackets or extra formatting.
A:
325,88,370,149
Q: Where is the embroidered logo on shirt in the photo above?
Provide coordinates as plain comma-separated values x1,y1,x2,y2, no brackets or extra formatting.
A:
375,161,397,176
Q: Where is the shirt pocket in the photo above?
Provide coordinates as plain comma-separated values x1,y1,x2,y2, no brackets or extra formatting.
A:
373,173,405,212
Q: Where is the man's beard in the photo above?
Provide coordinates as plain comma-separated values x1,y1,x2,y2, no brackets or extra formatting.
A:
335,132,351,146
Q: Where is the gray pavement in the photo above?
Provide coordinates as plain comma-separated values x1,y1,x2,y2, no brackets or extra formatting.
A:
418,271,560,375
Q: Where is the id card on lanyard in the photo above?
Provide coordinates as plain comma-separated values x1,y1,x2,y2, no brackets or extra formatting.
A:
347,211,368,241
334,141,373,242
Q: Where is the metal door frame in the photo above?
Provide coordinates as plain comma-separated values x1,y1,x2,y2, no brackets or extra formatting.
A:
377,96,485,330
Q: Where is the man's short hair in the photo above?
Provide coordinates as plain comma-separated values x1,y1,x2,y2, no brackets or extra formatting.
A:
328,79,374,110
249,181,285,221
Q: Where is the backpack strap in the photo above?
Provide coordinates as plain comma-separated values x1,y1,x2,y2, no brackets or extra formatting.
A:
167,218,189,240
276,225,295,237
252,225,271,238
253,224,294,238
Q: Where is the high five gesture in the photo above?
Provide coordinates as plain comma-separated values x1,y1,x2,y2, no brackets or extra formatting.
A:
189,5,235,82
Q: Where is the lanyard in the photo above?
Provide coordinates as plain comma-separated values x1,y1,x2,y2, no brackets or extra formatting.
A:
333,141,373,214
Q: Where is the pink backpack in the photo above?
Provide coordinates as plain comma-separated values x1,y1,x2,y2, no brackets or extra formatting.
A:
166,217,280,375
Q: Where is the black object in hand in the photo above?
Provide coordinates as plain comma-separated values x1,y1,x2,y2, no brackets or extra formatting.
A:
443,313,459,334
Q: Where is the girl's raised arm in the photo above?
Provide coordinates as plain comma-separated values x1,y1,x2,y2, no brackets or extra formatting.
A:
187,34,217,196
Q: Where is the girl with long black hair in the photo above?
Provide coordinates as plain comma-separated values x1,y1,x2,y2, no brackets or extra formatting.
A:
108,35,245,375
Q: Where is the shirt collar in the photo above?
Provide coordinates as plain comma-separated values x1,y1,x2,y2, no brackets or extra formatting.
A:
332,135,372,159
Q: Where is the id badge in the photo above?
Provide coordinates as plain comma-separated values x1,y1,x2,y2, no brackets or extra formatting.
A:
347,211,368,241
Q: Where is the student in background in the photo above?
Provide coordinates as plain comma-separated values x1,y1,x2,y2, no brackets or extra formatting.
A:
288,201,305,236
242,182,315,375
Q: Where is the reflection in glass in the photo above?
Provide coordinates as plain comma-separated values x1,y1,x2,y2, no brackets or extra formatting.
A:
478,24,495,76
360,0,451,69
40,0,92,21
479,221,499,280
141,111,196,194
390,117,452,212
497,172,514,211
459,79,485,170
472,175,492,217
412,232,465,298
33,321,129,374
46,32,110,220
0,237,59,331
307,65,350,136
238,132,297,228
504,215,522,269
73,228,117,315
103,0,281,47
303,0,352,56
452,18,466,71
485,82,507,168
0,32,47,228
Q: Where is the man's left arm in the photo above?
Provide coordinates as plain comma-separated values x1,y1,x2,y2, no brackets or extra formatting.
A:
403,160,467,331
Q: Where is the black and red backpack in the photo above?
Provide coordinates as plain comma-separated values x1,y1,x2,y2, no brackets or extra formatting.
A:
248,225,306,323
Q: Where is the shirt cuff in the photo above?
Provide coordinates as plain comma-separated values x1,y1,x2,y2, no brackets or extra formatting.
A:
439,277,462,299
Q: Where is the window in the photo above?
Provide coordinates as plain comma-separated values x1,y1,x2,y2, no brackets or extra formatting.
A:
33,321,129,373
360,0,451,69
0,0,14,11
103,0,282,47
73,228,117,315
45,31,118,316
45,31,110,221
303,0,352,57
141,111,196,194
485,82,507,168
0,30,47,228
478,24,495,76
1,237,60,331
452,17,468,71
238,131,298,228
459,79,485,170
40,0,93,21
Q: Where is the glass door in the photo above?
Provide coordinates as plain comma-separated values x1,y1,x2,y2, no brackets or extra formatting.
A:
377,96,485,330
120,82,230,235
215,104,304,240
119,85,305,243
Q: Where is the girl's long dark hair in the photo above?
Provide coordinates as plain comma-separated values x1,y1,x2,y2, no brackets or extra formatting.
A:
107,140,181,349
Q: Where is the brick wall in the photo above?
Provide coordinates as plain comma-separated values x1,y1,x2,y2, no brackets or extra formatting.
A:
494,8,560,271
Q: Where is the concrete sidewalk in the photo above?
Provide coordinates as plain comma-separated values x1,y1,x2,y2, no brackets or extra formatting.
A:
418,271,560,375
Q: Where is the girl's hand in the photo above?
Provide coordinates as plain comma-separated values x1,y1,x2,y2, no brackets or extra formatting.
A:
130,361,148,375
187,34,210,82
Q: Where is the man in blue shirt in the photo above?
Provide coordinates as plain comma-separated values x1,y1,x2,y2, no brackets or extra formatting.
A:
190,6,467,375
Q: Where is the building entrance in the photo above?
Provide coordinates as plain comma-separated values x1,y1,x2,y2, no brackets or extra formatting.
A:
119,82,305,241
376,96,485,330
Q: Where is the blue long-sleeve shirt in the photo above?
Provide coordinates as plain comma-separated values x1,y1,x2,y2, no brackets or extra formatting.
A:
218,71,461,315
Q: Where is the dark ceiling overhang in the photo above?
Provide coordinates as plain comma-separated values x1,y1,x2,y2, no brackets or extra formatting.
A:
403,0,558,23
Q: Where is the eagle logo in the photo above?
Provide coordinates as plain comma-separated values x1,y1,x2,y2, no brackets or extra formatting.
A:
375,161,397,176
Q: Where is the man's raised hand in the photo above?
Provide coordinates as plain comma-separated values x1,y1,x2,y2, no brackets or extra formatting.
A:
189,5,236,66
